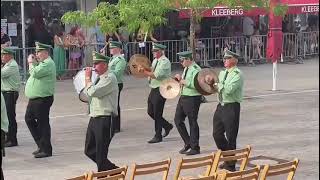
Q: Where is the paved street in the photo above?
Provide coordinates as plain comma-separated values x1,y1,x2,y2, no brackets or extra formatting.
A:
2,59,319,180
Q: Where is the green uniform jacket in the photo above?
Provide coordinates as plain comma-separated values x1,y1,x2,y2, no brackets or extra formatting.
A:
1,93,9,132
1,59,21,92
149,55,171,89
108,55,127,84
218,66,244,104
25,57,56,99
84,72,119,117
181,62,201,96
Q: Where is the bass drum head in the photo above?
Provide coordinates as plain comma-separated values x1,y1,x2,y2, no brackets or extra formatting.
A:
73,69,98,103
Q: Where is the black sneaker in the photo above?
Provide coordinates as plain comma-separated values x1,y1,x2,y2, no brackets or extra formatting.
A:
32,148,41,155
185,149,200,156
179,145,191,154
163,124,173,137
34,151,52,158
147,136,162,144
4,141,18,147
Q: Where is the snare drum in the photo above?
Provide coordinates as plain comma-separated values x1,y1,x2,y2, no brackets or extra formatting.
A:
73,68,98,103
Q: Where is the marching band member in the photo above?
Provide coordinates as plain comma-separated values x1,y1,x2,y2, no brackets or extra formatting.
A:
212,49,244,171
1,92,9,180
108,41,127,133
1,48,21,147
174,51,202,155
84,51,119,172
25,42,56,158
138,43,173,144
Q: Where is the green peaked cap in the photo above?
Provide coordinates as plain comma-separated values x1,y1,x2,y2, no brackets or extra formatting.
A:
177,51,192,60
35,42,52,52
1,48,15,55
152,43,167,51
223,49,240,59
109,41,122,49
92,51,110,63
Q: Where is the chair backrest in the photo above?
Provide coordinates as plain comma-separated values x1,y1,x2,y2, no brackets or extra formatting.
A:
174,153,215,180
87,166,128,180
211,145,251,174
219,166,260,180
259,158,299,180
96,172,126,180
181,174,217,180
129,158,171,180
65,173,88,180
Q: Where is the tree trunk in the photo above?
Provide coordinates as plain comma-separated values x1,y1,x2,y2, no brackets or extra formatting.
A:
190,9,196,60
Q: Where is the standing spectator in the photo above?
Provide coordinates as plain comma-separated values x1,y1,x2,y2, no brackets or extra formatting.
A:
53,31,66,79
66,26,85,76
27,17,52,47
251,29,262,65
89,25,106,52
1,29,11,49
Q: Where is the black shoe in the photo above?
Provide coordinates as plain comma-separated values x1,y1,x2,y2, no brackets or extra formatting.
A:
224,165,236,172
185,149,200,156
148,136,162,144
179,145,191,154
219,162,236,172
114,129,120,134
219,162,226,169
34,152,52,158
4,141,18,147
32,148,41,155
163,124,173,138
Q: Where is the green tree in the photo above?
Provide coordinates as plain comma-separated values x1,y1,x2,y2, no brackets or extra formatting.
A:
62,0,287,60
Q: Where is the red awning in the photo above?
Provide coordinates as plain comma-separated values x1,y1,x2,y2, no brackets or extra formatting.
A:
179,0,319,18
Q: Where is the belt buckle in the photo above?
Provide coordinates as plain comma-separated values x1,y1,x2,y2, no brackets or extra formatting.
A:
221,102,224,106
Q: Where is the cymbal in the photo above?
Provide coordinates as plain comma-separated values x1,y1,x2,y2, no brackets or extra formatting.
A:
128,54,151,78
194,68,219,95
160,78,181,99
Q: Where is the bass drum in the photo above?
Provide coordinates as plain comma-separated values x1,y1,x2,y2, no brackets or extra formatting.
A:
73,68,98,103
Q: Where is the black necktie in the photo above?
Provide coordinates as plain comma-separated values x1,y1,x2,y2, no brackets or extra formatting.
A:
94,77,100,85
219,70,229,103
181,67,189,91
149,60,159,84
183,67,189,80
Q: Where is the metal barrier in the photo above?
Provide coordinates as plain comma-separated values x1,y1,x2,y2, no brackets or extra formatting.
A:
9,31,319,82
282,31,319,63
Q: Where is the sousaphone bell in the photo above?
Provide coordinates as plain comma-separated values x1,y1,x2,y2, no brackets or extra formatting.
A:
194,68,219,95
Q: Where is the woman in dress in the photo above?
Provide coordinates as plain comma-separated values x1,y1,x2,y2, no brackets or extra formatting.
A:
53,31,66,79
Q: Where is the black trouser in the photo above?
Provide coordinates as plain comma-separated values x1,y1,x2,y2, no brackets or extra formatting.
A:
1,130,4,180
147,88,172,138
2,91,19,143
174,95,202,150
212,103,240,167
84,116,117,172
113,83,123,132
25,96,54,154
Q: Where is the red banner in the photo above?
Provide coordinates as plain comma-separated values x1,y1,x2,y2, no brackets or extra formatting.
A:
179,4,319,18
